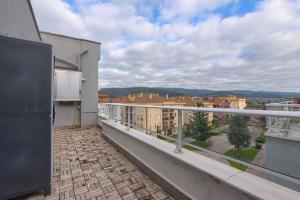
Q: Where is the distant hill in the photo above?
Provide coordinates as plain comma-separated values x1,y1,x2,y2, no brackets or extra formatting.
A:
99,87,300,98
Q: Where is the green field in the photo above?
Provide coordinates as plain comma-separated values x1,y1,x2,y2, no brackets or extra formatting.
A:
224,147,259,171
191,140,211,148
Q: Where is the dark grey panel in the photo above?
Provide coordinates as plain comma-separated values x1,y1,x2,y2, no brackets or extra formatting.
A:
0,35,52,199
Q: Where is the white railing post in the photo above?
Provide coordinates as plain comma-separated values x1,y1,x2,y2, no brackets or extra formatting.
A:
176,110,183,152
127,106,130,130
105,104,109,119
146,107,148,134
108,104,111,120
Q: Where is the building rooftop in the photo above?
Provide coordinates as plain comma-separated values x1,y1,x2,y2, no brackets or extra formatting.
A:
25,127,172,200
112,93,215,106
41,31,101,45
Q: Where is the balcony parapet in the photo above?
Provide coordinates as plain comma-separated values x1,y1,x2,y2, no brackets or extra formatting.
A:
98,116,300,200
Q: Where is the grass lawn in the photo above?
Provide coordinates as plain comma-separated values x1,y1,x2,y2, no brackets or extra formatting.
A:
191,140,211,148
182,144,199,151
157,135,176,144
224,147,259,171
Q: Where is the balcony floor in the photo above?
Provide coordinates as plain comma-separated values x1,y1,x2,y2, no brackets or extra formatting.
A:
26,127,173,200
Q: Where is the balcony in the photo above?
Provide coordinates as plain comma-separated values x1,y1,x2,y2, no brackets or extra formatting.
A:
25,127,172,200
98,103,300,200
18,103,300,199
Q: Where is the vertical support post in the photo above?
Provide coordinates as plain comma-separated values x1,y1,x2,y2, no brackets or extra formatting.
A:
108,104,111,120
106,104,108,119
127,106,130,130
117,105,119,122
112,105,115,120
176,110,183,152
145,107,148,134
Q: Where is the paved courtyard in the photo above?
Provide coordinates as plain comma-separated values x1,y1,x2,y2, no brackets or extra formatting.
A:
25,127,173,200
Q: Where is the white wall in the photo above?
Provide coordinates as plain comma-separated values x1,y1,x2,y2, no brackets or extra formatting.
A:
0,0,40,42
41,32,100,126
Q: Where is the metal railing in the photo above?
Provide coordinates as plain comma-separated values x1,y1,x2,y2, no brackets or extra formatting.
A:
98,103,300,188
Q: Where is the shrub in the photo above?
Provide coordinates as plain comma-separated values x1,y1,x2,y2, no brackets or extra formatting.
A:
255,133,266,144
256,142,262,149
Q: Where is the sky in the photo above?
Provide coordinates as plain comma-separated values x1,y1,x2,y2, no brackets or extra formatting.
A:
31,0,300,92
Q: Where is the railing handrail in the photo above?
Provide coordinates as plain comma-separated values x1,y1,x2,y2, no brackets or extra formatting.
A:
102,103,300,118
266,103,300,107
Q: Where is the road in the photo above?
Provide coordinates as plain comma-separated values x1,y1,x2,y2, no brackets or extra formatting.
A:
208,133,233,154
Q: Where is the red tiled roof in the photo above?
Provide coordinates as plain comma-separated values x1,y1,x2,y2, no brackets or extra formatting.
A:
213,97,231,107
112,98,130,103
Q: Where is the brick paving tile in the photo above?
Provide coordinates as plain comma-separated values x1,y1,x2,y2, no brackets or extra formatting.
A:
151,191,170,200
121,193,137,200
128,183,144,192
21,127,173,200
135,189,152,199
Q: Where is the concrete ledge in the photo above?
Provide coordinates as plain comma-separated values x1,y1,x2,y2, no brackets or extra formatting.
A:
99,119,300,200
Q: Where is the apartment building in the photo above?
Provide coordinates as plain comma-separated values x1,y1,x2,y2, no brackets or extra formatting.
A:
184,102,214,125
117,93,185,135
230,98,247,109
114,93,215,136
166,96,214,125
211,95,247,109
113,94,248,136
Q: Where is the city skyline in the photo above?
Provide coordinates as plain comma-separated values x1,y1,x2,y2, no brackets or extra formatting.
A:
31,0,300,92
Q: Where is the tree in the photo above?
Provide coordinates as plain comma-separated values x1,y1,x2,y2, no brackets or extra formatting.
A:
183,124,191,137
184,103,212,140
227,115,250,156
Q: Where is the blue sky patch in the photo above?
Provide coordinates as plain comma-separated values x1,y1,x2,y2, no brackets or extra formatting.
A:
215,0,263,18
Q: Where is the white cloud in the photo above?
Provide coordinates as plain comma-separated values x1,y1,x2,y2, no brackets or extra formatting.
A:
31,0,300,92
160,0,235,21
31,0,87,37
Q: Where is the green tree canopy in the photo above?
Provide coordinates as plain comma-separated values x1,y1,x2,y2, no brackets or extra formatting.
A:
227,115,251,155
184,103,212,141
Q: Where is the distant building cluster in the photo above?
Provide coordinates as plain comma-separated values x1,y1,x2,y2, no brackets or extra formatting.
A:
208,95,247,109
99,92,247,136
98,93,111,103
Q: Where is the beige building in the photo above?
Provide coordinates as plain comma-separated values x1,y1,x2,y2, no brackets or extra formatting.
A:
121,100,186,136
211,95,247,109
117,93,214,136
230,98,247,109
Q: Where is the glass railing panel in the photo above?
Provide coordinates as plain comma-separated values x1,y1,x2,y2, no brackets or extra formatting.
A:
98,103,300,192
